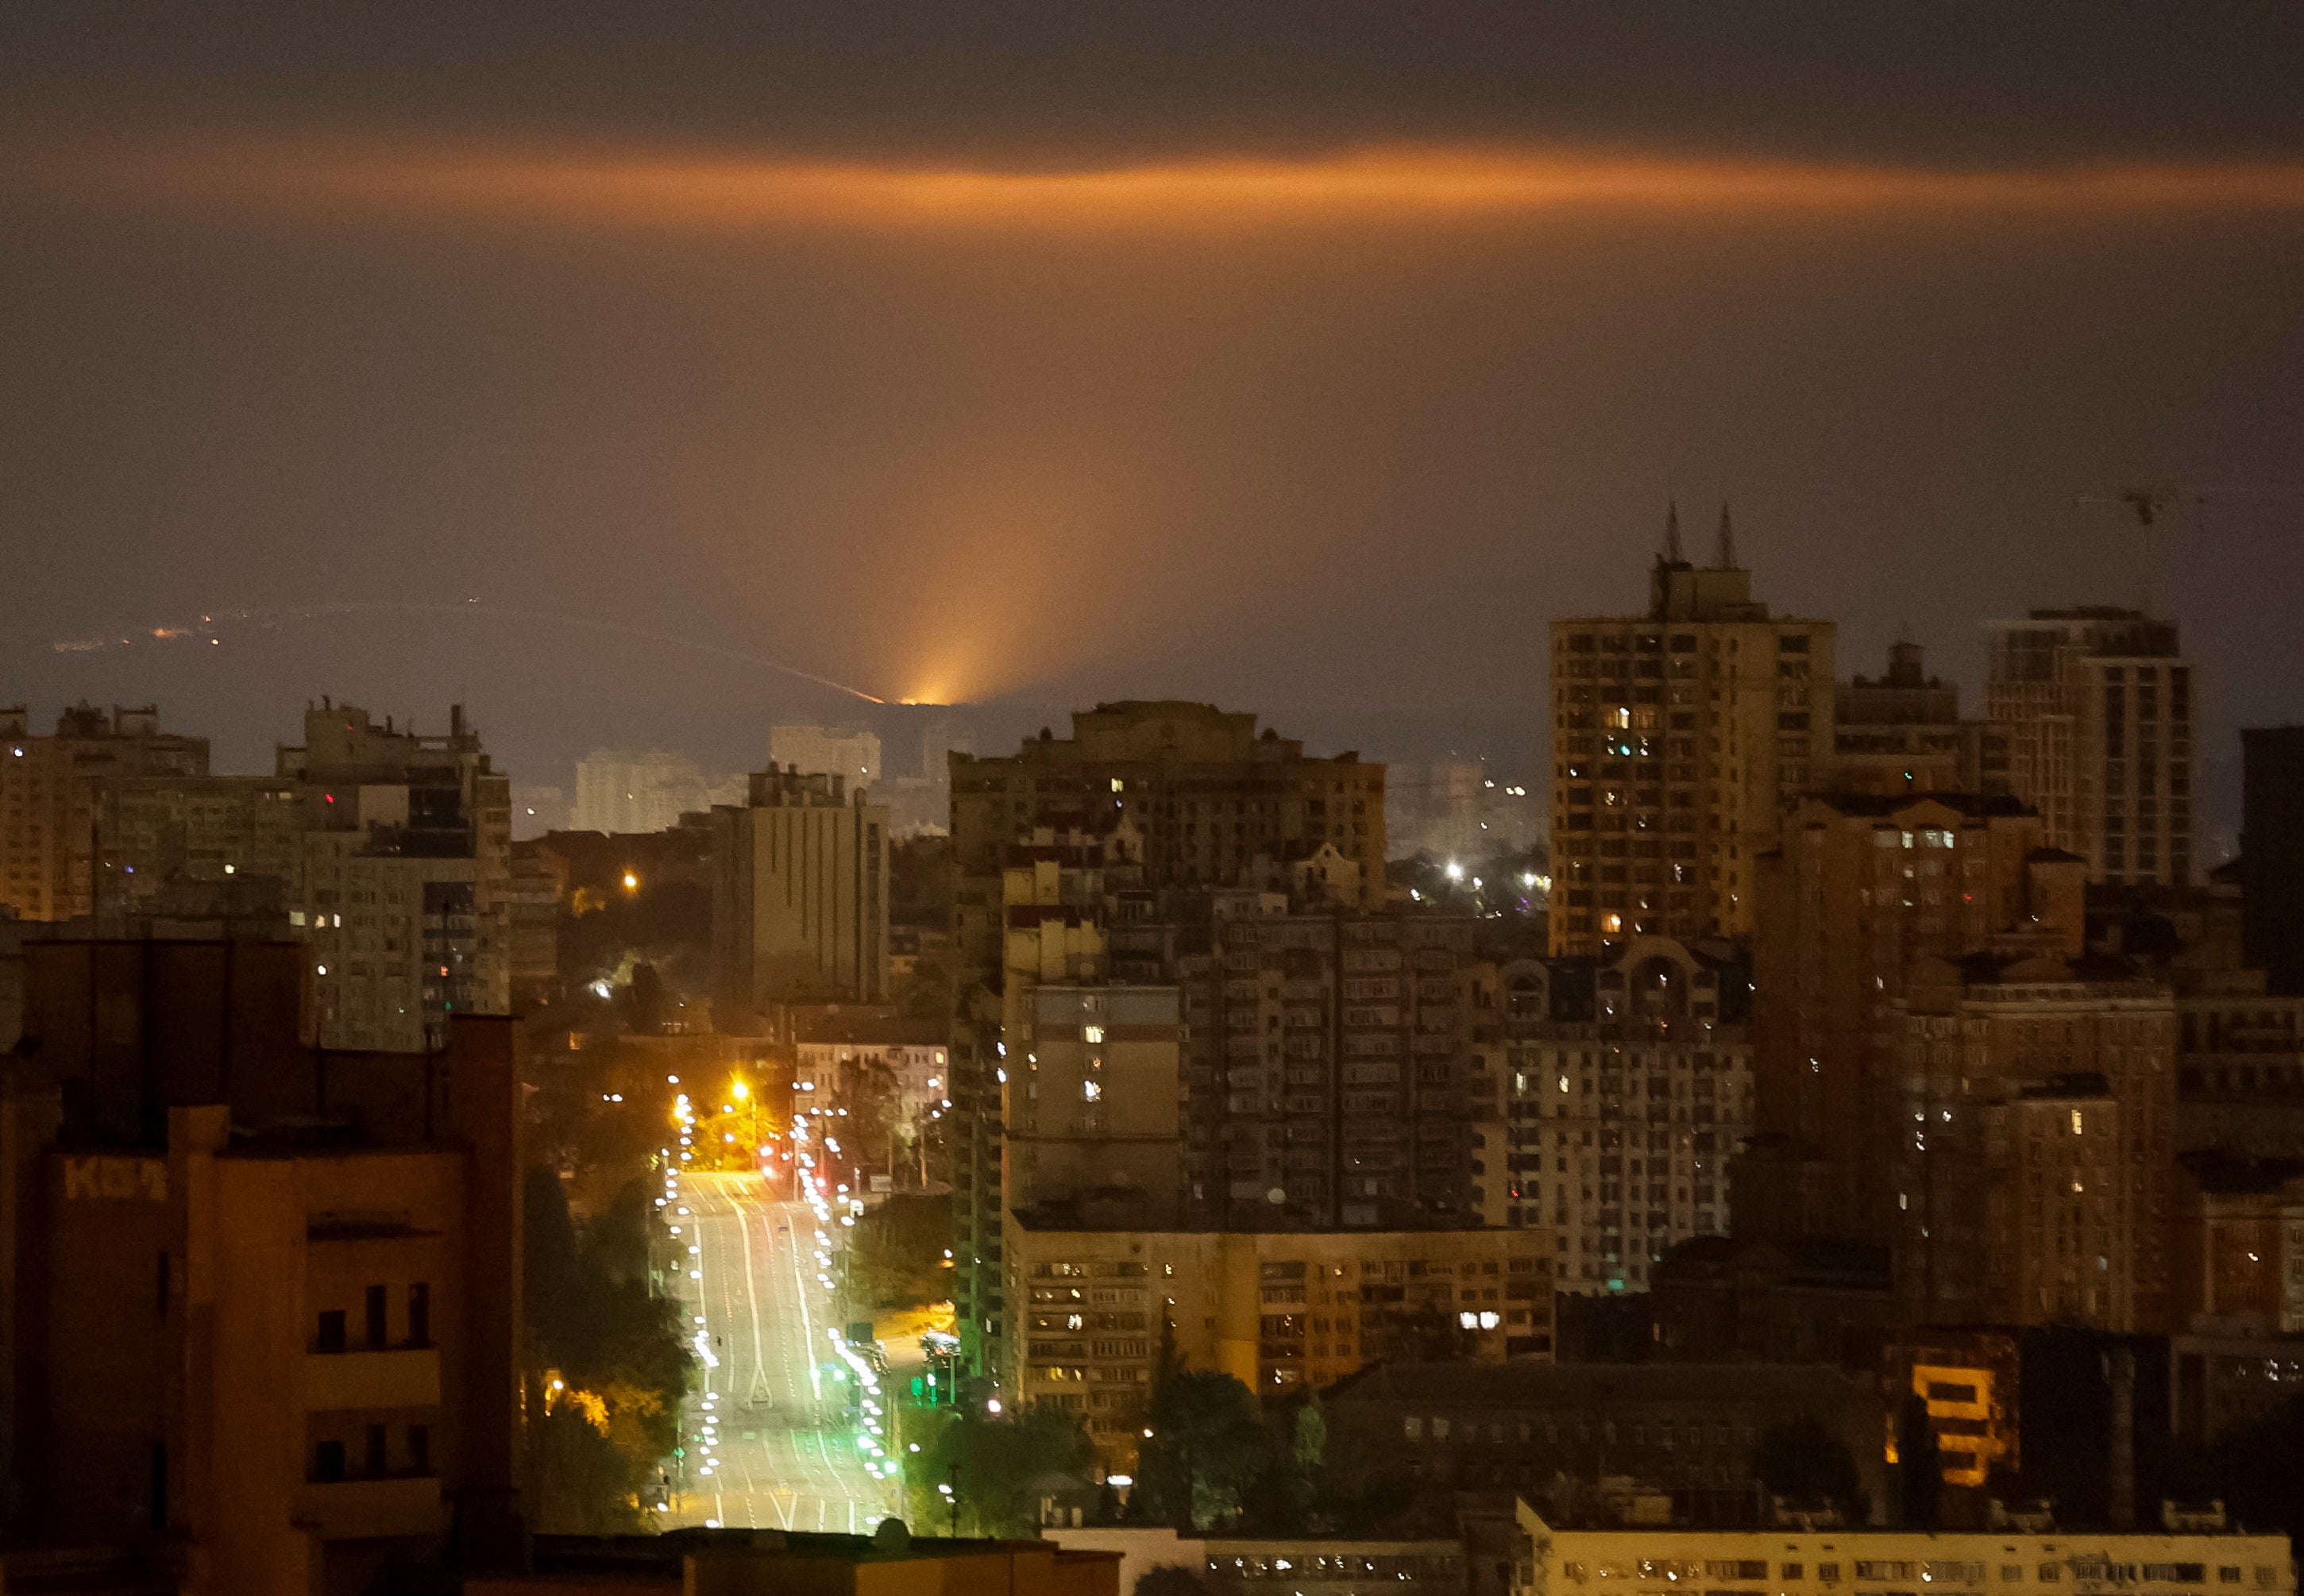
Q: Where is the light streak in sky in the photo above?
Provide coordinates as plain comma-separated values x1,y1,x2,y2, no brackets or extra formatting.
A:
49,599,887,704
17,136,2304,232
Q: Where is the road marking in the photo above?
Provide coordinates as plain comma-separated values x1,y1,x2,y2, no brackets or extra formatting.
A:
731,1201,771,1405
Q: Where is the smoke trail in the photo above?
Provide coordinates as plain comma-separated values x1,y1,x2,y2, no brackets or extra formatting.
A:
50,600,888,704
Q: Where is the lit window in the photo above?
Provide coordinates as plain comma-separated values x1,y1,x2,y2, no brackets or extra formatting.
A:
1083,1025,1104,1044
1083,1081,1102,1102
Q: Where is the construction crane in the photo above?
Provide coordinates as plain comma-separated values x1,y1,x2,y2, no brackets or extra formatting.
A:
2072,485,2302,609
2073,488,2198,527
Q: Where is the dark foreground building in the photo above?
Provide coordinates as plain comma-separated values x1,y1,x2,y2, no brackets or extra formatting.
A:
0,933,525,1596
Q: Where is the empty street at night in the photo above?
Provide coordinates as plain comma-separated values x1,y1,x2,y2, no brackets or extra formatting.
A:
667,1172,897,1533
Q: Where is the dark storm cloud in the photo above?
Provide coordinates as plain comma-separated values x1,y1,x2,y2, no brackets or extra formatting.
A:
4,2,2302,168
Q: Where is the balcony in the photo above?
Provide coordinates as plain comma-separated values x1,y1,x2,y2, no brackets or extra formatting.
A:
297,1475,443,1540
303,1346,442,1411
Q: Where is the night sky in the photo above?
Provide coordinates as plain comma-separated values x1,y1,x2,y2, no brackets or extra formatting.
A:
4,5,2302,847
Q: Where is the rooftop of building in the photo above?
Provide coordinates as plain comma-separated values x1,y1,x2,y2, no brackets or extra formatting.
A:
1650,1228,1895,1292
523,1526,1120,1576
1007,1205,1511,1238
1939,948,2161,989
1326,1359,1870,1406
2021,605,2157,623
1522,1513,2282,1544
1985,608,2182,656
963,701,1368,769
278,698,489,775
0,701,200,742
1792,790,2038,821
792,1011,947,1048
2176,1147,2304,1196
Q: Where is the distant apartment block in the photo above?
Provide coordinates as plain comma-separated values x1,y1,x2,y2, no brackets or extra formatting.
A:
0,704,207,921
770,723,882,785
570,748,708,836
1389,757,1543,861
1485,936,1753,1294
1986,607,2195,887
1894,958,2178,1333
1001,1218,1555,1460
1827,640,1996,797
1749,791,2082,1248
709,766,889,1025
278,701,514,1051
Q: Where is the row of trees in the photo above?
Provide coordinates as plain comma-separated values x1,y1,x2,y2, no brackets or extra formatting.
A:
523,1170,696,1531
847,1193,955,1312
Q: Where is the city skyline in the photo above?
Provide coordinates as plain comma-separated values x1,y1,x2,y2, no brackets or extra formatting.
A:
6,8,2304,1586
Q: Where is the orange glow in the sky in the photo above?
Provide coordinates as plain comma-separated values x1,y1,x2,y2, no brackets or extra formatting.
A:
20,136,2304,231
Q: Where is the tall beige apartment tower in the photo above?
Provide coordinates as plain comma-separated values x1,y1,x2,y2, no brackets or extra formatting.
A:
1549,508,1835,956
1986,607,2195,887
709,766,890,1026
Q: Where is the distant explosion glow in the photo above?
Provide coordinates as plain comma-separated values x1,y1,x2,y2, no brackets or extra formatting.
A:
52,600,889,704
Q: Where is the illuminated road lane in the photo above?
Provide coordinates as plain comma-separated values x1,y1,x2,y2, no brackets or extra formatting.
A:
664,1171,898,1532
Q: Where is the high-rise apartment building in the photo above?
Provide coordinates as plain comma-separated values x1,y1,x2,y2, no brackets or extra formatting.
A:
1986,607,2195,887
1827,639,1994,796
1748,792,2082,1247
279,702,514,1051
0,704,208,921
1549,515,1835,956
947,702,1386,1375
1176,912,1491,1231
769,724,882,786
1484,937,1752,1293
569,749,708,836
1893,958,2178,1332
708,766,889,1026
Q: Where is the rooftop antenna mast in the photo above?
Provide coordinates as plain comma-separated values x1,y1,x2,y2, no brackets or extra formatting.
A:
1714,502,1738,569
1661,500,1684,564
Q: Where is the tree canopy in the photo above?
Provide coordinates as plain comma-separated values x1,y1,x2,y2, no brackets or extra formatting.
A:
1752,1411,1863,1517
